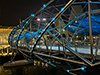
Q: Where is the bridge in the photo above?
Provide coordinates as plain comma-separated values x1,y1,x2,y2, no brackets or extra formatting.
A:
6,0,100,74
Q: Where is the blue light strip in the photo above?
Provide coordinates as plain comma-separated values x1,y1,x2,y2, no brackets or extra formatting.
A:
22,20,25,22
38,35,41,38
43,4,46,8
52,18,55,21
42,4,46,10
34,42,36,44
20,30,23,33
67,70,70,72
61,8,64,11
48,23,50,26
43,29,46,32
17,25,19,27
81,67,85,70
31,14,35,17
23,26,25,29
26,21,28,23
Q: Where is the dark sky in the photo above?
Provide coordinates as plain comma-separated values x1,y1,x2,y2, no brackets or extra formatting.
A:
0,0,49,26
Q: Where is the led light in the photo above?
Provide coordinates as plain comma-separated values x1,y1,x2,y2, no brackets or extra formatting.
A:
68,25,70,27
43,18,46,21
42,8,44,10
30,53,32,55
20,30,22,33
26,21,28,23
81,67,85,70
66,50,69,52
75,20,77,23
17,35,19,38
34,42,36,44
17,25,19,27
43,4,46,8
48,23,50,26
38,35,41,37
43,29,46,31
52,18,55,21
37,18,40,21
19,33,21,34
22,20,25,22
15,42,17,45
31,14,35,17
23,27,25,29
63,29,65,31
61,8,64,11
12,31,14,34
67,70,69,72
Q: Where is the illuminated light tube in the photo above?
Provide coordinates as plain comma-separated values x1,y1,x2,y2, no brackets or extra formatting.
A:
43,4,46,8
22,20,25,22
48,23,50,26
31,14,35,17
52,18,55,21
81,67,85,70
34,42,36,44
17,25,19,27
38,34,41,38
23,27,25,29
43,29,46,32
20,30,23,33
26,21,28,23
67,70,69,72
61,8,64,11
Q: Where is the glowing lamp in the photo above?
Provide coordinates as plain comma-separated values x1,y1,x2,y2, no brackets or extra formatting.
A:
81,67,85,70
48,23,50,26
67,70,69,72
43,18,46,21
37,18,40,21
22,20,25,22
61,8,64,11
52,18,55,21
43,4,46,8
26,21,28,23
43,29,46,31
31,14,35,17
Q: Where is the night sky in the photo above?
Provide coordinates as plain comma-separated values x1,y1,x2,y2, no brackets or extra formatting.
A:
0,0,49,26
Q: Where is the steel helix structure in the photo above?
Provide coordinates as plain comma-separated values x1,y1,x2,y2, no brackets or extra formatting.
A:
8,0,100,74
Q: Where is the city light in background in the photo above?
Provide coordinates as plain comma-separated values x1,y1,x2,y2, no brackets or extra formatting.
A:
36,18,46,21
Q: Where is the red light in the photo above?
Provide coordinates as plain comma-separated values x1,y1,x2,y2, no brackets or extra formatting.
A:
37,18,40,21
43,18,46,21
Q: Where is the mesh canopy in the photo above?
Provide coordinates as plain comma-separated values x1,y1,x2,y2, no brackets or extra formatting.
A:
67,15,100,36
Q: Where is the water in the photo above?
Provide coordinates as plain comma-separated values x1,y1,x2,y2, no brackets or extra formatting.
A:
0,60,66,75
0,56,100,75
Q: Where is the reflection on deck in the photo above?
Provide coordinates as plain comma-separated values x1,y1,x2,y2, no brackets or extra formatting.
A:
19,44,100,55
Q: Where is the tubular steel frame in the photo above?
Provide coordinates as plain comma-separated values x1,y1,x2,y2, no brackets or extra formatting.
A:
8,0,100,73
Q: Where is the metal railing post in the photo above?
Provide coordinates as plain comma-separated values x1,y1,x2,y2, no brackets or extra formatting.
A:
88,0,93,59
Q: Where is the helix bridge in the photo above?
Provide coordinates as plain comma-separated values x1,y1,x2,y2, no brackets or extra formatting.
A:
8,0,100,74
